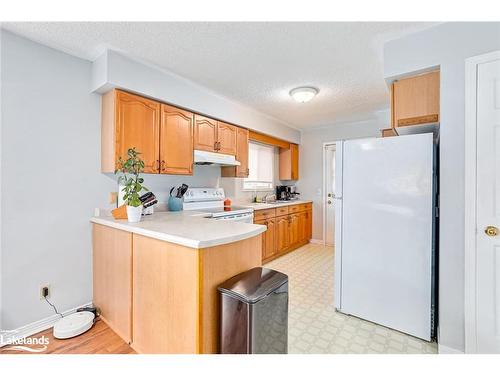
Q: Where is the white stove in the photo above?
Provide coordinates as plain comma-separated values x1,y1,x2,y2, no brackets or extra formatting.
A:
183,188,254,223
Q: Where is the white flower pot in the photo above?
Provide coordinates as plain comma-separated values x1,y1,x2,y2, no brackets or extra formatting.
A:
126,205,143,223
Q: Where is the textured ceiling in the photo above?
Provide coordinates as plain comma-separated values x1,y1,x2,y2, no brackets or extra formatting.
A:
2,22,438,129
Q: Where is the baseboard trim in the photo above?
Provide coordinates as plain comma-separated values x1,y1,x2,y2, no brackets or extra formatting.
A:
438,344,464,354
0,301,93,347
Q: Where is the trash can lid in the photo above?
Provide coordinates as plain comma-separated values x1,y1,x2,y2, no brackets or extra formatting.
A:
217,267,288,304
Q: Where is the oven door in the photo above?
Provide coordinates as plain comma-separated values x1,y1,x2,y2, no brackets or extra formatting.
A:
214,213,254,224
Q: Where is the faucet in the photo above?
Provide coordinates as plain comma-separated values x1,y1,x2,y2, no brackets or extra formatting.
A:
264,194,276,203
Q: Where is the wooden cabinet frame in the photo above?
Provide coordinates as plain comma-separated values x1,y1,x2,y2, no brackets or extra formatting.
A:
255,203,312,263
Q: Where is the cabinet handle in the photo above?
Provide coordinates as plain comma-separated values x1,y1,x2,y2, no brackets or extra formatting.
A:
156,159,160,172
161,160,166,172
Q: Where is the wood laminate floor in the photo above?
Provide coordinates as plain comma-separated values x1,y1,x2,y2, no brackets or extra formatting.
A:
0,319,135,354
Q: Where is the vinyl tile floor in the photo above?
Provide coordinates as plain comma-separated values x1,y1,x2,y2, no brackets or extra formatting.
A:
266,243,438,354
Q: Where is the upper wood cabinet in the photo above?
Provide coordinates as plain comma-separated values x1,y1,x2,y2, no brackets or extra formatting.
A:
391,70,440,127
194,115,217,152
102,89,194,175
221,127,249,178
102,90,160,173
279,143,299,181
194,116,237,156
216,121,237,155
159,104,194,175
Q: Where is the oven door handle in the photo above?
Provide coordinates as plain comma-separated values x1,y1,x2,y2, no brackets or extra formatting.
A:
215,213,254,222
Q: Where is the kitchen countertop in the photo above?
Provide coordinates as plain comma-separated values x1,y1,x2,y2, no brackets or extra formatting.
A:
90,211,266,249
240,200,313,211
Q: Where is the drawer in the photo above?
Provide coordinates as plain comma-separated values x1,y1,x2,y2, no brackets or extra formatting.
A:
288,205,301,214
276,206,289,216
299,203,312,212
254,208,276,221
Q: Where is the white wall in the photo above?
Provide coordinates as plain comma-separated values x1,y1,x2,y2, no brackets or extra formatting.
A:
92,50,301,144
0,30,302,331
0,30,115,330
384,22,500,353
297,113,389,241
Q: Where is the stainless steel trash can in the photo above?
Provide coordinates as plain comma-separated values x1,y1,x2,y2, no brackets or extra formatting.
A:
218,267,288,354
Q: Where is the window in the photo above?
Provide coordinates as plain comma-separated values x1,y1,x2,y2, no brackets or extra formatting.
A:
243,142,274,190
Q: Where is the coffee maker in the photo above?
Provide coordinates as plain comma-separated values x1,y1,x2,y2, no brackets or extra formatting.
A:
276,186,291,201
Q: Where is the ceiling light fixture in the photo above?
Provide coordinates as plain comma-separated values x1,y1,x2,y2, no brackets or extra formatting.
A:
289,86,319,103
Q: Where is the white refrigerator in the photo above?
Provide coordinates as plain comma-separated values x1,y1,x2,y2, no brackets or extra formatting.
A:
334,133,436,341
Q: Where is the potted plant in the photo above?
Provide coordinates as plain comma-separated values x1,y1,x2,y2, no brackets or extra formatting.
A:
115,148,149,223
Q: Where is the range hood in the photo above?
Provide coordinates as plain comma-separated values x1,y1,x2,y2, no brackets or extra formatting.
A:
194,150,241,166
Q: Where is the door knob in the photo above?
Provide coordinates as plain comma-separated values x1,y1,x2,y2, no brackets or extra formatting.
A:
327,200,332,204
485,226,499,237
327,193,332,197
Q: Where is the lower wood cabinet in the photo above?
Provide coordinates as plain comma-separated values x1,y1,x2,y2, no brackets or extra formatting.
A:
289,213,300,244
92,224,133,344
255,217,276,260
276,215,290,253
255,203,312,263
93,223,262,354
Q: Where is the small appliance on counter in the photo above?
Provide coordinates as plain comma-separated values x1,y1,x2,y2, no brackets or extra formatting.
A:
289,186,300,200
183,187,254,223
276,185,300,201
276,185,290,201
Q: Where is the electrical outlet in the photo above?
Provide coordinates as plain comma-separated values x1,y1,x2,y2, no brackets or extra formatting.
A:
109,192,118,204
40,284,50,300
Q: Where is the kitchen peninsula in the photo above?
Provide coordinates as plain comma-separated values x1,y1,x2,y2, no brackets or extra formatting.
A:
91,211,265,354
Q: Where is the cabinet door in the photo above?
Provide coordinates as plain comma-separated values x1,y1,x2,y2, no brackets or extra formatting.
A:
93,224,133,343
258,218,276,261
265,218,276,259
279,143,299,181
115,90,160,173
392,70,440,127
235,127,249,177
305,210,312,240
221,127,249,178
254,220,274,261
194,115,217,152
159,104,194,175
290,144,299,180
217,121,237,155
276,216,290,253
289,213,300,245
298,211,307,242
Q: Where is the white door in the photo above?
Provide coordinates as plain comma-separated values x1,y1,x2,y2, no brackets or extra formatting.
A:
338,134,434,341
476,57,500,353
324,144,336,246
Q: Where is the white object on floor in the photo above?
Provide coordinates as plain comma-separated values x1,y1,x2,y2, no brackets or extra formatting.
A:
53,311,95,339
335,133,436,341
